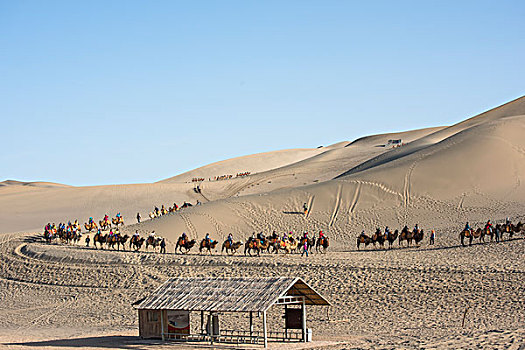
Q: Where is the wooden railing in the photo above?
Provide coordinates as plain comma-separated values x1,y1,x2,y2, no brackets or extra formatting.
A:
162,328,303,345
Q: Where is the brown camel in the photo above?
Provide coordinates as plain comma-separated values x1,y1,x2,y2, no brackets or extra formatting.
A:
175,237,196,254
357,234,372,250
222,240,243,255
84,222,98,232
316,237,329,253
199,239,218,255
387,230,398,249
244,238,269,256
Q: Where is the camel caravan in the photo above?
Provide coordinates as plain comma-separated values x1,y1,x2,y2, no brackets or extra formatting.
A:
173,230,329,256
459,220,524,246
148,202,195,219
357,225,425,250
43,210,524,255
43,221,82,245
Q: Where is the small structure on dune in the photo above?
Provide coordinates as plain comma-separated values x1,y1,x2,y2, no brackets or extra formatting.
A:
387,139,403,147
133,276,330,348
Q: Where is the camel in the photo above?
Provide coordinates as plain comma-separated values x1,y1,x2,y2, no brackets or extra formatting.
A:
399,227,414,247
413,229,424,245
471,228,485,244
316,237,329,253
129,236,145,251
299,237,316,254
387,230,398,249
484,227,494,242
106,234,119,250
460,229,473,246
244,238,270,256
221,240,243,255
84,222,98,232
145,236,162,251
509,222,524,239
266,237,281,254
93,232,107,249
112,217,124,227
279,239,298,254
108,233,129,250
371,228,386,248
357,234,372,250
43,230,54,244
175,237,196,254
99,220,111,231
72,229,82,245
199,239,218,255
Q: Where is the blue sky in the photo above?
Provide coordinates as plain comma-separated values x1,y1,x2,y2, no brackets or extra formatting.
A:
1,1,524,186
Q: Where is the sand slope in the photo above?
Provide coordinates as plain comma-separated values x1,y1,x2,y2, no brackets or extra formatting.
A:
160,148,330,183
126,97,525,248
0,127,441,234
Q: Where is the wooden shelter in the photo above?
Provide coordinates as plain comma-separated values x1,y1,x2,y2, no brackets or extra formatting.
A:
134,277,330,347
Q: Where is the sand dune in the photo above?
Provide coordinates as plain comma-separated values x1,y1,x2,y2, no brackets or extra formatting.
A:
160,148,331,183
0,127,442,235
123,97,525,248
338,95,525,178
0,180,72,188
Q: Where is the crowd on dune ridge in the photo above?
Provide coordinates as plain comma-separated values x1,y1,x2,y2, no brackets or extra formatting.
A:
190,171,251,183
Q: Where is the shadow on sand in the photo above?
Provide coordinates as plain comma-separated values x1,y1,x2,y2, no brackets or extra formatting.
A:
5,335,260,349
350,236,522,253
282,211,304,215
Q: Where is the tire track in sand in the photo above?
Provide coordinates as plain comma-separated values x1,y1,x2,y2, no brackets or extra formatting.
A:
305,195,315,219
328,184,343,228
347,183,362,225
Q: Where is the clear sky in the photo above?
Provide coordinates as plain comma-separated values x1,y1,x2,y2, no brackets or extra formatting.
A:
1,1,524,186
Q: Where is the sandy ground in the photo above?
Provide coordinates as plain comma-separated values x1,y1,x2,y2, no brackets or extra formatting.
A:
0,226,523,349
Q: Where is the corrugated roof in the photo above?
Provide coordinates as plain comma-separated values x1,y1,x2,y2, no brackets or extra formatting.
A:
134,277,329,312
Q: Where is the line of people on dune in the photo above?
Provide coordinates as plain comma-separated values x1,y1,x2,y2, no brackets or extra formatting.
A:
145,201,198,220
460,218,522,245
191,172,252,183
213,172,251,181
84,229,167,253
44,220,82,244
357,224,431,249
357,217,523,249
45,213,124,243
174,229,329,256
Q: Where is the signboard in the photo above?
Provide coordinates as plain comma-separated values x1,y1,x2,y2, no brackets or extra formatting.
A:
285,308,303,329
167,310,190,334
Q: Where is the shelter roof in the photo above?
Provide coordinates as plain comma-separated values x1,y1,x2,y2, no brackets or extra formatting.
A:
134,277,329,312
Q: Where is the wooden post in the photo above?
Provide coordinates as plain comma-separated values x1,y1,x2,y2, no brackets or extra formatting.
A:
200,311,204,335
209,313,214,345
160,310,165,341
302,298,307,343
263,310,268,348
249,311,253,339
284,305,288,339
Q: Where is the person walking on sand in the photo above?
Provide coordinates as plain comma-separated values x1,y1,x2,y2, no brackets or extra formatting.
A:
301,237,309,257
429,230,435,245
303,203,308,217
136,212,141,223
160,238,166,254
85,235,90,247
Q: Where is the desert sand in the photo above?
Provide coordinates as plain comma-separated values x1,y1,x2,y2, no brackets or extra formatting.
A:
1,97,524,349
